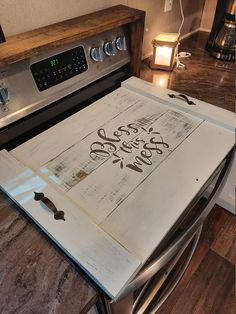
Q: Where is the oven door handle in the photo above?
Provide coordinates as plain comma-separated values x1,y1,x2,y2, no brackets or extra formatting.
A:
112,149,234,303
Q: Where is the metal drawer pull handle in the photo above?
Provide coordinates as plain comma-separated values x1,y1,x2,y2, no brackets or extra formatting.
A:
168,93,196,105
34,192,65,221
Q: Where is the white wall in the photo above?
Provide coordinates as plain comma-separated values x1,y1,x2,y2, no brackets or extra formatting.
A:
0,0,206,57
0,0,126,36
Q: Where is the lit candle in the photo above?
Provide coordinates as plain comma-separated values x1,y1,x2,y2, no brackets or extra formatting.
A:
151,32,180,71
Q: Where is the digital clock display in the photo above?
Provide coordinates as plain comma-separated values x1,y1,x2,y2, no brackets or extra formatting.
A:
30,46,88,91
50,58,59,67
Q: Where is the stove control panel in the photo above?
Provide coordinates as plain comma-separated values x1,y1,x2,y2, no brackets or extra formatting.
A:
0,26,130,129
31,46,88,91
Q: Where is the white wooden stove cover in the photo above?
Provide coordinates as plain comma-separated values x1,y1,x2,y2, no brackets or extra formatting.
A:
0,78,234,299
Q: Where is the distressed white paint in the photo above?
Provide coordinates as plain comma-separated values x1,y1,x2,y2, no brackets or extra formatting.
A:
12,88,149,168
67,109,201,224
40,97,167,193
4,78,235,297
13,87,203,225
101,121,234,259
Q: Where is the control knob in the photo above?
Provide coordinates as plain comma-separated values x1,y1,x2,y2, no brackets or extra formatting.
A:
90,47,104,62
103,41,117,56
115,36,127,51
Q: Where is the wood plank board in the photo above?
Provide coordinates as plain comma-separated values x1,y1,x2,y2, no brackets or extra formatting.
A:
0,150,141,299
0,5,145,68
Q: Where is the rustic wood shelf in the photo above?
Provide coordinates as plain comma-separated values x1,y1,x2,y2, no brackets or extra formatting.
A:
0,5,145,76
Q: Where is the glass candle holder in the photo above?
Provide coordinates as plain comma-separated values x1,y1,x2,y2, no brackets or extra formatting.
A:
151,32,180,71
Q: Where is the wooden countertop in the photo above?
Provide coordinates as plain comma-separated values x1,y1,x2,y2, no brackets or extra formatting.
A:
0,31,234,313
140,31,235,113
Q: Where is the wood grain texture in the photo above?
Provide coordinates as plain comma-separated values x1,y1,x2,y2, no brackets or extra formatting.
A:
129,17,145,77
158,250,234,314
203,205,236,265
0,5,145,71
0,190,98,314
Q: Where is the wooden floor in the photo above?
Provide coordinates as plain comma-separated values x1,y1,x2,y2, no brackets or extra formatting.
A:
156,204,235,314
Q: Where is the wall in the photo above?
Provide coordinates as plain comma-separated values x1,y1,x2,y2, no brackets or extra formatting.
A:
128,0,206,56
0,0,206,57
0,0,126,36
200,0,217,30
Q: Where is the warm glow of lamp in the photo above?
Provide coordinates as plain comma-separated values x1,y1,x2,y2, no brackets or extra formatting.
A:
151,32,180,71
